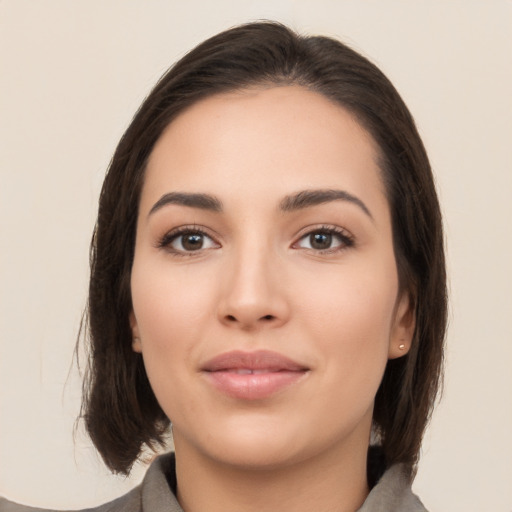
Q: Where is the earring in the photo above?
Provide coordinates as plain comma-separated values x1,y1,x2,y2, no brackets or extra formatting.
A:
398,343,406,350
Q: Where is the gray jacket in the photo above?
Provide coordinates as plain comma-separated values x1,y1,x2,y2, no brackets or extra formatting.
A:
0,453,427,511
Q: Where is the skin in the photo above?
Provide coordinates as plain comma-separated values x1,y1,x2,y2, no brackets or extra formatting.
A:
130,86,415,512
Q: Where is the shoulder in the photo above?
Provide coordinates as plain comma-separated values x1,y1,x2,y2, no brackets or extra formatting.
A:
0,486,141,512
357,464,429,512
0,453,180,512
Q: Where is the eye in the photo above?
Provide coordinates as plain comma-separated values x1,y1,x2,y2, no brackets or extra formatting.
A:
158,227,219,255
294,227,354,253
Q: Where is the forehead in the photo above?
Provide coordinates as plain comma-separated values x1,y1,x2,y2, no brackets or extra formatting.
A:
142,86,387,213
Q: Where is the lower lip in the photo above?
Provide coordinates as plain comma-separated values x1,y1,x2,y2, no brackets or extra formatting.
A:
203,370,308,400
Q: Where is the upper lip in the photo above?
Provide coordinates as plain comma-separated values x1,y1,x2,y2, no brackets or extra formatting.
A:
201,350,309,372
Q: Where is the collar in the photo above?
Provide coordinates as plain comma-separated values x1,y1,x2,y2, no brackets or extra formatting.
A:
139,453,427,512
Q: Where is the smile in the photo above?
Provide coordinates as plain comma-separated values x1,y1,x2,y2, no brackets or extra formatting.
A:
201,350,310,400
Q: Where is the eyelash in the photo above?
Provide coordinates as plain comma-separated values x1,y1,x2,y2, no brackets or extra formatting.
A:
293,225,355,254
156,224,354,257
156,225,217,257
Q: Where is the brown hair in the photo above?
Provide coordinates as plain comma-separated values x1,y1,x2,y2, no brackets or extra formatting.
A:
82,21,447,476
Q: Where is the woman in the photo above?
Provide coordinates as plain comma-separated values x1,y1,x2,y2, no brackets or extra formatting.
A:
1,21,446,512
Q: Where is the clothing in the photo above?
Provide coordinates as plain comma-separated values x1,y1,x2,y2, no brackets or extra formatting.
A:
0,452,427,512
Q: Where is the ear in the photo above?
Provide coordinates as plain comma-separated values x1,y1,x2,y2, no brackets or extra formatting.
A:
129,311,143,353
388,291,416,359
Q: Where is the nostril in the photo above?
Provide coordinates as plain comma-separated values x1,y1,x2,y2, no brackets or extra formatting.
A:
222,313,277,324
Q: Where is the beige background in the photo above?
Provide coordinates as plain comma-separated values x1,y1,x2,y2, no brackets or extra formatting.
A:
1,1,511,510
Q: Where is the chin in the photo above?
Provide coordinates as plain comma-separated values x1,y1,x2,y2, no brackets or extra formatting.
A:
174,413,312,469
206,439,307,470
173,408,365,473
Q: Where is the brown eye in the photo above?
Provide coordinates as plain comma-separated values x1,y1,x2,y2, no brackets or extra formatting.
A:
180,233,204,251
309,232,332,250
160,229,219,254
295,228,353,253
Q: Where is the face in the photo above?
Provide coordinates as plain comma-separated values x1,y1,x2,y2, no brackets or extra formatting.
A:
130,86,414,470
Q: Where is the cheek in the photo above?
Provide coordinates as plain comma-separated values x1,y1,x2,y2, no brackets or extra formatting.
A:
294,261,398,374
131,257,215,335
299,275,396,431
130,260,217,388
130,263,217,424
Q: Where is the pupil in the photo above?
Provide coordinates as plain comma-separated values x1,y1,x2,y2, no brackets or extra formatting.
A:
182,234,203,251
311,232,331,249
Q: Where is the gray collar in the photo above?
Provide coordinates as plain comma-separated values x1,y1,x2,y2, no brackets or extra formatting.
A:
356,464,427,512
141,454,428,512
0,454,427,512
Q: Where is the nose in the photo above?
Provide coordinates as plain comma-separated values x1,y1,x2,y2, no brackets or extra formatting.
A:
217,248,290,330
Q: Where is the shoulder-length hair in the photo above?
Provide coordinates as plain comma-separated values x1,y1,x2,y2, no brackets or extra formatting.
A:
82,21,447,476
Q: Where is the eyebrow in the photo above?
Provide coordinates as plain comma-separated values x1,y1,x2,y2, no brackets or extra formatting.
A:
279,189,373,219
149,192,223,216
148,188,372,219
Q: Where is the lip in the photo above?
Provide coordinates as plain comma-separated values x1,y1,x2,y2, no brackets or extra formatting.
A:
201,350,310,400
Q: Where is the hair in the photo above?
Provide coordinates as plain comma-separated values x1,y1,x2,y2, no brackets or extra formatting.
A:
81,21,447,477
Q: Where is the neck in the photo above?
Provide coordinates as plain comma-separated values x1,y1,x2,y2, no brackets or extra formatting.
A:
174,435,370,512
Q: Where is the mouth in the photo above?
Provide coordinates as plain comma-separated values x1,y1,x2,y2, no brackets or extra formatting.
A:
201,350,310,400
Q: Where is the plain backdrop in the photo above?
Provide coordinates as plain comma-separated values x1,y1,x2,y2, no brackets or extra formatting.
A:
1,1,511,511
